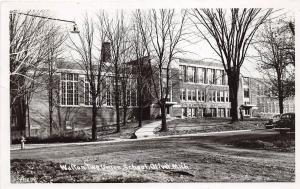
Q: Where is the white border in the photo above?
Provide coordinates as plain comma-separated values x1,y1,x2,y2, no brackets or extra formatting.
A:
1,1,299,189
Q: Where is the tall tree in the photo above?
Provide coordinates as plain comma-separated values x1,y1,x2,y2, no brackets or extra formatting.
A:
10,10,59,136
137,9,187,131
190,8,272,122
101,11,130,133
255,20,295,114
131,10,153,128
68,15,108,141
44,24,66,136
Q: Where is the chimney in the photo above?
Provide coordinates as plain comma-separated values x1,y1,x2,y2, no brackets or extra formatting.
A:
101,42,111,63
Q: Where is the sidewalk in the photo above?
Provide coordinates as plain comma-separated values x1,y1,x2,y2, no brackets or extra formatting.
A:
134,117,177,138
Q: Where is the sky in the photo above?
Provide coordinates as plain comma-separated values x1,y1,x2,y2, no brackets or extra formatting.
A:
47,8,294,78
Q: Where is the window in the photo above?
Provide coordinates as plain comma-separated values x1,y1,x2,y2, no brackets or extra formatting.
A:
192,90,196,101
208,91,213,102
220,91,224,102
197,90,201,101
189,108,197,117
223,72,228,85
207,69,215,84
187,89,192,101
179,65,186,82
224,91,229,102
61,73,79,106
216,70,223,85
217,91,221,102
218,108,225,117
182,107,187,117
210,108,217,117
187,66,196,83
244,88,250,98
181,89,186,101
212,91,216,102
227,108,231,117
198,68,206,83
84,77,103,106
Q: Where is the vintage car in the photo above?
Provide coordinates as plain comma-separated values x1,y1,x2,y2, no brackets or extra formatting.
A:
274,113,295,133
265,114,281,129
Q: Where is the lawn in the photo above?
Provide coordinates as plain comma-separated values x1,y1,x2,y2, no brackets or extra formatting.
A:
11,130,294,183
156,117,268,136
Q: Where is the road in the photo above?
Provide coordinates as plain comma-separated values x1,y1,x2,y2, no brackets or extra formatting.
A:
11,130,295,182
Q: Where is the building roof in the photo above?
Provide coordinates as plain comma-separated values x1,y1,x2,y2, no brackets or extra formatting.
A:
177,58,224,68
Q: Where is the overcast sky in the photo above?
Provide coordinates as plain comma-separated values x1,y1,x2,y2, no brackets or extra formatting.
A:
48,8,293,78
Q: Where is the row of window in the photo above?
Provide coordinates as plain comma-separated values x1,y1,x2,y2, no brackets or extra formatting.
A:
180,89,230,103
180,65,227,85
257,98,295,114
61,73,137,107
182,107,230,118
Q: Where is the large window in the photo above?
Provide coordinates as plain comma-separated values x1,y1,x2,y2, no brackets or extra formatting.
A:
84,77,105,106
216,70,224,85
224,91,229,102
216,91,220,102
198,67,206,83
244,88,250,98
181,89,186,101
180,65,186,82
61,73,79,106
187,89,192,101
192,90,196,101
187,66,196,83
207,69,215,84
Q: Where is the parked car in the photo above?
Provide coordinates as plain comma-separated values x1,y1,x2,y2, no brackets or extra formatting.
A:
274,113,295,133
265,114,281,129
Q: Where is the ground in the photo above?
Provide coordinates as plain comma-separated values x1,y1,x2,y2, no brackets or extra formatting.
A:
11,130,295,183
156,118,267,136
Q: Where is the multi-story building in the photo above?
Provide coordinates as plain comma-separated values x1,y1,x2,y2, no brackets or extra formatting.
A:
176,58,232,118
16,52,294,138
240,76,295,118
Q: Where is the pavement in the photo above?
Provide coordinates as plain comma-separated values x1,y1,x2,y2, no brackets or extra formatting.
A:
134,117,177,138
10,128,260,151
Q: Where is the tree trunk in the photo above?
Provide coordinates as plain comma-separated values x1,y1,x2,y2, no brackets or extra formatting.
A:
138,83,143,128
228,73,239,122
123,106,127,126
48,87,53,136
91,103,98,141
160,103,167,131
26,95,31,137
278,77,284,114
115,77,120,133
16,96,27,137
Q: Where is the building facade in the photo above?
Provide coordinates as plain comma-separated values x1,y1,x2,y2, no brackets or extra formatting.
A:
20,57,294,138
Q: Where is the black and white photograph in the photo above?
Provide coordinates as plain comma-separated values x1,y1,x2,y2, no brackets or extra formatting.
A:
0,0,298,187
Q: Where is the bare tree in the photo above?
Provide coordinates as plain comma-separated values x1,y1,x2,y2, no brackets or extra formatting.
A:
10,10,59,137
130,10,154,128
138,9,187,131
44,24,67,136
101,11,130,133
68,15,107,141
255,20,295,114
190,8,272,122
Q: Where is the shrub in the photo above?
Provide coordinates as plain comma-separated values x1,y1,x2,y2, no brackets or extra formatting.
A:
11,131,91,144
